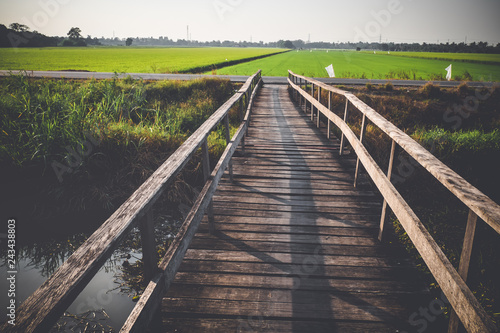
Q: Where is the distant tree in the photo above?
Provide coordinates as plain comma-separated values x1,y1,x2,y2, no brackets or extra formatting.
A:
67,27,82,39
356,47,361,51
9,23,29,32
126,37,133,46
283,40,295,49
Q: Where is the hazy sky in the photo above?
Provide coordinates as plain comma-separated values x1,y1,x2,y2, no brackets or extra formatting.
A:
1,0,499,44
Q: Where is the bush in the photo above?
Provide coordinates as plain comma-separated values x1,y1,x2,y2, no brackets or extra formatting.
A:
419,82,441,98
384,82,394,92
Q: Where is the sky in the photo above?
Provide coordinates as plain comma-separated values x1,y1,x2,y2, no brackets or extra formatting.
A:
0,0,499,44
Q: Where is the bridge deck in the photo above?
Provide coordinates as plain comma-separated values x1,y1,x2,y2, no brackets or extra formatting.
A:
160,85,427,332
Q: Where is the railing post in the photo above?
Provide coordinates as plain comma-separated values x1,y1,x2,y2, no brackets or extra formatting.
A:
317,86,321,128
139,209,157,283
224,114,233,183
339,98,349,156
448,209,478,333
311,83,315,121
327,91,332,139
202,139,215,234
299,78,303,107
304,79,307,114
245,91,250,136
240,94,246,156
378,139,396,241
354,113,367,187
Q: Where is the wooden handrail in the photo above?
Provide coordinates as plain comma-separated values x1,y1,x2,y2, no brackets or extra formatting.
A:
289,71,500,234
6,70,262,333
288,71,499,333
121,74,263,333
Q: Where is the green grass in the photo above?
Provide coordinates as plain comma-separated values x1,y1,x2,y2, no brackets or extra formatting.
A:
0,47,285,73
2,47,499,81
387,51,500,65
211,50,500,81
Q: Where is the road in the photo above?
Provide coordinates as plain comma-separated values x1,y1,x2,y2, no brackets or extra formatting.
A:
0,70,496,87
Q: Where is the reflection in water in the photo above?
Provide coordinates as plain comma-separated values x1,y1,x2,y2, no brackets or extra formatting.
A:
0,212,183,332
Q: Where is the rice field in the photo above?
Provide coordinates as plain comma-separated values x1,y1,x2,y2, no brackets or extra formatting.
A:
211,49,500,81
0,47,285,73
1,47,499,81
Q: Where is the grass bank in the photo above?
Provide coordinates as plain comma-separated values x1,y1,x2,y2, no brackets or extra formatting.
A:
0,75,240,243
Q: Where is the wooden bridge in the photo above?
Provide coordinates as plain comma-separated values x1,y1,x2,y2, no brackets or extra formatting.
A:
6,71,500,332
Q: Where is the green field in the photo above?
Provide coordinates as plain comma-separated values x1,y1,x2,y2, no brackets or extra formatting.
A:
386,51,500,64
1,47,499,81
212,50,500,81
0,47,285,73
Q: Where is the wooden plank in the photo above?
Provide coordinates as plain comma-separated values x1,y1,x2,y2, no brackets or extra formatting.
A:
197,223,379,237
177,257,418,280
201,215,380,227
170,272,425,293
448,209,479,333
161,318,406,333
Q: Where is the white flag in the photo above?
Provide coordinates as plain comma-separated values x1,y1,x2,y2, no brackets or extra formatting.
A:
445,64,452,81
325,64,335,78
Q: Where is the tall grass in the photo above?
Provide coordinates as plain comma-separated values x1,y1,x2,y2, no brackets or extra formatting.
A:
0,75,237,215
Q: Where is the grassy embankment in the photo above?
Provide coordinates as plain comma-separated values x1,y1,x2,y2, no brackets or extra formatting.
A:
0,74,241,245
315,81,500,327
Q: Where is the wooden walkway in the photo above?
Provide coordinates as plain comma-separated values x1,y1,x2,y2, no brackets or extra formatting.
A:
160,85,428,332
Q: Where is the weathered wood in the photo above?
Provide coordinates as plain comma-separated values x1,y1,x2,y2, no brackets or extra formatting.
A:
4,71,261,333
448,209,479,333
121,75,262,333
311,83,315,120
160,85,429,332
379,139,396,241
290,71,500,236
327,91,332,139
223,115,233,182
317,86,321,128
202,139,215,234
288,75,498,333
139,210,157,283
339,98,349,156
354,113,367,187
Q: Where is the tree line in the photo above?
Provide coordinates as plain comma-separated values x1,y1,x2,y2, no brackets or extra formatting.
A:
1,22,499,54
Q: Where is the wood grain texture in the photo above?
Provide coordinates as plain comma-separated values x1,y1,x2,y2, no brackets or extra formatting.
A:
160,85,430,332
288,74,498,333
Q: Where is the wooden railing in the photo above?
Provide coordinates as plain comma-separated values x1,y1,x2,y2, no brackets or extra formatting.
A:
288,70,500,333
6,70,262,333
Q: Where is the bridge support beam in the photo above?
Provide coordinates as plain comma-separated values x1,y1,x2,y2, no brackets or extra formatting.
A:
339,98,349,156
202,139,216,234
378,139,396,241
327,91,332,139
354,114,367,187
139,210,158,283
448,209,478,333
